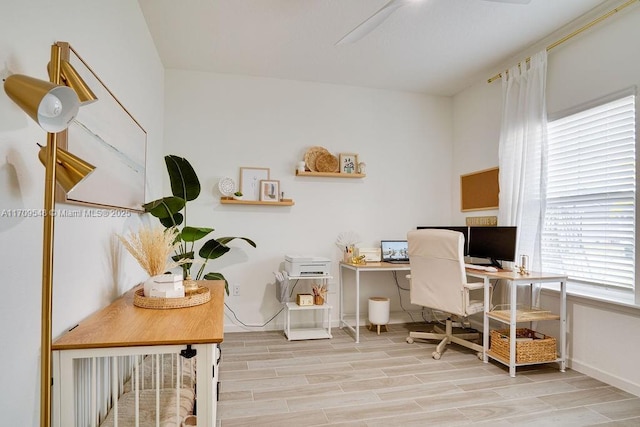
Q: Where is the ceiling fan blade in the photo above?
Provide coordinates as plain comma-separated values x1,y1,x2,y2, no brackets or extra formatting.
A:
336,0,411,45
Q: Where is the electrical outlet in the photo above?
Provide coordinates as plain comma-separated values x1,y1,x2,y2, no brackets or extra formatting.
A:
233,284,240,296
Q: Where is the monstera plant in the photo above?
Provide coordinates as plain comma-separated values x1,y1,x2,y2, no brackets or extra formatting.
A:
143,155,256,295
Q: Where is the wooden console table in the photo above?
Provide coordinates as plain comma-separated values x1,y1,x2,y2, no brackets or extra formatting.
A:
52,280,225,427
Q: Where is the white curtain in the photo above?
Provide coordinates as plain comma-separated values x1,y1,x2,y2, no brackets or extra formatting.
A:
498,50,548,276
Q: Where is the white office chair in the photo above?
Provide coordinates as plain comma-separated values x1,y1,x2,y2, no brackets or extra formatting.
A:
406,229,485,360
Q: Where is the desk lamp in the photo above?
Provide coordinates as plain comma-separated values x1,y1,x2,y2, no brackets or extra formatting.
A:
3,42,96,427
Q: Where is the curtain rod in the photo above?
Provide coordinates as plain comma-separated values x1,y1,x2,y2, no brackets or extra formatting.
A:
487,0,638,83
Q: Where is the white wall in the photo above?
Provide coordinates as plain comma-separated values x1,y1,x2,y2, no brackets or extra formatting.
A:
452,3,640,395
0,1,164,424
163,70,453,330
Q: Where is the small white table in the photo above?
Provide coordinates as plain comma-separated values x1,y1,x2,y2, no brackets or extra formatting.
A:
284,302,333,340
465,269,567,377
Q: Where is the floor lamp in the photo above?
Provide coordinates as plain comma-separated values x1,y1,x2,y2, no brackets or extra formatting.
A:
3,42,96,427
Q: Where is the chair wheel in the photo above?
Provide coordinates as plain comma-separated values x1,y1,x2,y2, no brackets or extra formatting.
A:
432,352,441,360
406,337,414,344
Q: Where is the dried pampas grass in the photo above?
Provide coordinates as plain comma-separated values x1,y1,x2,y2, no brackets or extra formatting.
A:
117,225,183,277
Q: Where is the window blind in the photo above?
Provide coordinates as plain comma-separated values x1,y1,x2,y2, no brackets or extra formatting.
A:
543,94,636,289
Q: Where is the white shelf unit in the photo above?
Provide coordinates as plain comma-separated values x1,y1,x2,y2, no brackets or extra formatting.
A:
282,274,332,341
466,270,567,377
284,302,333,340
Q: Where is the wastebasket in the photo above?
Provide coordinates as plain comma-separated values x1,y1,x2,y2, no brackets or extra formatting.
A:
368,297,390,335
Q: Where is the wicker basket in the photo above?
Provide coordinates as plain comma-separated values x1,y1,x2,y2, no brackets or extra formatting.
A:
490,328,557,363
133,287,210,309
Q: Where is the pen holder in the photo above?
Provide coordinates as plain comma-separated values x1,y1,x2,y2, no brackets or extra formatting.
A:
344,245,355,263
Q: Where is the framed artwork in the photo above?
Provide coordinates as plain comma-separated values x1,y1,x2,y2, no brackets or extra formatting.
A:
56,42,147,212
259,180,280,202
239,167,270,201
460,167,499,211
339,153,358,174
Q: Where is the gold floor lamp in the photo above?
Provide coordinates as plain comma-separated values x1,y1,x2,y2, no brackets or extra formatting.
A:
3,42,97,427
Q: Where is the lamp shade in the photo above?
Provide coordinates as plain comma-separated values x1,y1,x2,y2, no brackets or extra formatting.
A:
38,144,96,193
56,60,98,105
4,74,80,133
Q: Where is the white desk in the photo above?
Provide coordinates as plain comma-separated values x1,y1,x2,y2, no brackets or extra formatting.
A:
465,269,567,377
340,262,567,377
339,261,411,343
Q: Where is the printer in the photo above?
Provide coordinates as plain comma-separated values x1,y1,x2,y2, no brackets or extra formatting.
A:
284,255,331,276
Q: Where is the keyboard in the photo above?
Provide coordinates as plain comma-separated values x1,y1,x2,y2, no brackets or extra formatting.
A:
465,263,498,272
386,259,410,264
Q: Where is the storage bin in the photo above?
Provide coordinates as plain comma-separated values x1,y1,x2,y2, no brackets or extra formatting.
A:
490,328,557,363
368,297,390,335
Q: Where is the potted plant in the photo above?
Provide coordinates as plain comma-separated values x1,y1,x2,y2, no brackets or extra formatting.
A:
233,191,243,200
143,155,256,295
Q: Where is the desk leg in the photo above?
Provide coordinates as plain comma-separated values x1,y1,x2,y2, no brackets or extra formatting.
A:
509,280,517,377
483,277,490,363
560,280,566,372
355,269,360,343
339,265,344,330
286,304,291,340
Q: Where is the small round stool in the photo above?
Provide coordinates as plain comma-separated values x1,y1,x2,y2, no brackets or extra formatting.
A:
368,297,390,335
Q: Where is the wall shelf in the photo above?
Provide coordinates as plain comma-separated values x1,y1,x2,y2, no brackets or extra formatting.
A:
295,170,366,178
220,197,294,206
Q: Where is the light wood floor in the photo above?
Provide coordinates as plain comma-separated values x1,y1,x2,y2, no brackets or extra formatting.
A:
217,323,640,426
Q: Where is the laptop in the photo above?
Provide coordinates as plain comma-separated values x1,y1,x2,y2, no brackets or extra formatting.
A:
380,240,410,264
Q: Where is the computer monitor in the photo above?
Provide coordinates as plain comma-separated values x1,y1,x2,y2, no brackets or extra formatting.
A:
467,226,517,268
416,226,469,255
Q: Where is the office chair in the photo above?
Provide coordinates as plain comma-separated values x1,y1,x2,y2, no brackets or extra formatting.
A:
406,229,485,360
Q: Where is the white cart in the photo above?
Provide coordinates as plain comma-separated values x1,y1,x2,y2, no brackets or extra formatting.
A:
282,274,333,341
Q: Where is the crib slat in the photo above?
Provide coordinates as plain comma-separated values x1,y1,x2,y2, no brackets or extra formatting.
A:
155,355,160,427
134,354,140,427
175,355,180,427
91,357,96,427
112,356,118,427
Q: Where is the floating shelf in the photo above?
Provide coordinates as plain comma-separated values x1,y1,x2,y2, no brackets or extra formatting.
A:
220,197,294,206
295,170,366,178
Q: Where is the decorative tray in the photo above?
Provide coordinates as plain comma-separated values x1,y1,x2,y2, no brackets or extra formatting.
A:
304,146,329,172
133,287,211,309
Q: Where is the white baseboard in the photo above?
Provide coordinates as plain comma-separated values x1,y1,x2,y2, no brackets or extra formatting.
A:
568,358,640,397
223,310,425,333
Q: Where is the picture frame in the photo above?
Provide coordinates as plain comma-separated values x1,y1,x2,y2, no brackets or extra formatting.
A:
239,167,270,201
57,42,147,212
259,180,280,202
339,153,358,174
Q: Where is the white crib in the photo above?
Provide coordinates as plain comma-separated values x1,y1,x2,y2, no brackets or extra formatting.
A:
52,282,224,427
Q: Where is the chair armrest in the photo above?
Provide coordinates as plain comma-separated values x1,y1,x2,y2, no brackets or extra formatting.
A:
464,282,485,291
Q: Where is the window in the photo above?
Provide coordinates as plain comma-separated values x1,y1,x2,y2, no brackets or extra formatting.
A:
543,92,636,290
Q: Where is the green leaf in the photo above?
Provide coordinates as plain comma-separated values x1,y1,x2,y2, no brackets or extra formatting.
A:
160,213,183,228
216,236,257,248
165,155,200,202
199,239,231,260
181,226,214,242
203,272,228,295
142,197,185,219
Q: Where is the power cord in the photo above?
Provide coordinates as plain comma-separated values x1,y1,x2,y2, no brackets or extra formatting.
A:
224,302,284,328
392,270,419,323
